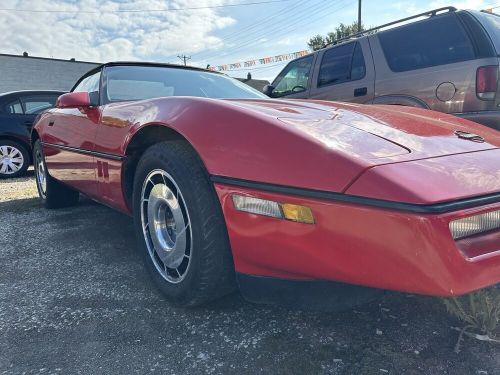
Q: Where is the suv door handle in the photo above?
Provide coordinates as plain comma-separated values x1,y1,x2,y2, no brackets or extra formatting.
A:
354,87,368,97
48,121,55,127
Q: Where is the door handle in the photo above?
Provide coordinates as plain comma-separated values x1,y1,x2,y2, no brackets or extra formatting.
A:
354,87,368,97
48,121,55,127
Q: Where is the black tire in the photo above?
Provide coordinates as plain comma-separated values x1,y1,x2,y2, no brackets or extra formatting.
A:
33,140,79,209
132,141,235,306
0,140,30,179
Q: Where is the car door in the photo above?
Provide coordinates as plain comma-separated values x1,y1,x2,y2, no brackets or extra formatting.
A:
42,70,102,198
308,40,375,103
269,54,316,99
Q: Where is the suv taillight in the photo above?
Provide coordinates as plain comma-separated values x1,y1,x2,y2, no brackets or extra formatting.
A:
476,65,498,100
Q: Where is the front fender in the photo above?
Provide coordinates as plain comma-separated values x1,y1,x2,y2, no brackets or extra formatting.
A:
102,97,368,194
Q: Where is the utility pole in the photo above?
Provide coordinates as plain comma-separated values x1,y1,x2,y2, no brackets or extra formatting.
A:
177,55,191,66
357,0,362,32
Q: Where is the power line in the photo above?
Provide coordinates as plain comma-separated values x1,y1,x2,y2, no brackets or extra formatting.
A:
161,0,310,62
191,0,307,56
198,0,353,63
194,0,333,60
192,0,339,62
0,0,293,13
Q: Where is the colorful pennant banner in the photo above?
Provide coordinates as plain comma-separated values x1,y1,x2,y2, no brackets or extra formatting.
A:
210,50,309,71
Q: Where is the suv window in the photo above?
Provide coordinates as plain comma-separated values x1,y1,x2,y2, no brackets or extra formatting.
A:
378,14,476,72
21,96,58,114
318,42,366,87
272,55,314,97
471,11,500,55
4,100,23,114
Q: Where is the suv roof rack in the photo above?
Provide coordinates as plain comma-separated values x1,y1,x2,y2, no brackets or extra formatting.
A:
322,6,457,49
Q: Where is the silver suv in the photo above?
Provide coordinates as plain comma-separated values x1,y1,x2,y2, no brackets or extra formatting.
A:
264,7,500,130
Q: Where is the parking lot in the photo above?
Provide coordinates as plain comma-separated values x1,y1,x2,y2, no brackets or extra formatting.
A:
0,172,497,374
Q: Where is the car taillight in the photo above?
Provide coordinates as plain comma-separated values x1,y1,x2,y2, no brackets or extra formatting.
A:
476,65,498,100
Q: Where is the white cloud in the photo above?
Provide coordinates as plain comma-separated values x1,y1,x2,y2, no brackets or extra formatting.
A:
388,0,489,16
0,0,236,62
429,0,489,10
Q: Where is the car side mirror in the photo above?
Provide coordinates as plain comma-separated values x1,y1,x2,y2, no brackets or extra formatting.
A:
56,92,92,109
263,84,275,97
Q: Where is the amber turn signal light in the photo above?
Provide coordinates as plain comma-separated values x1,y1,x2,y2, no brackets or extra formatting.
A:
232,194,315,224
281,203,315,224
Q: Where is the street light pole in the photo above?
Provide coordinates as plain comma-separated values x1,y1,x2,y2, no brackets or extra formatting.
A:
177,55,191,66
358,0,362,32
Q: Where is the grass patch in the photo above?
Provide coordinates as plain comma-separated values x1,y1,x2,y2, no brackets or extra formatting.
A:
443,287,500,352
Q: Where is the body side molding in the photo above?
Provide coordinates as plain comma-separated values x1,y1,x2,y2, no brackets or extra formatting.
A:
42,142,125,161
211,175,500,214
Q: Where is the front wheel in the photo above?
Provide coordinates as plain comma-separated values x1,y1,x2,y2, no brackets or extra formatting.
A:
133,141,235,306
0,140,29,178
33,140,79,209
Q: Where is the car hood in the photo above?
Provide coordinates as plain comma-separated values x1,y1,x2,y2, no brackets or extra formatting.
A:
226,99,500,162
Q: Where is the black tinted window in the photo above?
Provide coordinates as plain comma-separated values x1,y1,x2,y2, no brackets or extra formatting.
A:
379,14,476,72
318,42,366,87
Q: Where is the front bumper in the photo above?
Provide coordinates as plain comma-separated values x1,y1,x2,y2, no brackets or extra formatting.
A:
454,111,500,131
215,182,500,297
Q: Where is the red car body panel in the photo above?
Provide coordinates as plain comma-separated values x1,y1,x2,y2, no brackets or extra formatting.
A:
346,149,500,203
86,98,500,206
215,183,500,296
41,106,101,198
35,92,500,296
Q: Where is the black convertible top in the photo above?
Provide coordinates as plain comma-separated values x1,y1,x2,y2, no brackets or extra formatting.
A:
72,61,220,92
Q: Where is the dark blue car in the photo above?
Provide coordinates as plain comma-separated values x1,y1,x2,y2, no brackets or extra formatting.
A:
0,90,64,178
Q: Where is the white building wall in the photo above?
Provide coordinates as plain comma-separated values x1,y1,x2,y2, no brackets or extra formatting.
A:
0,54,100,93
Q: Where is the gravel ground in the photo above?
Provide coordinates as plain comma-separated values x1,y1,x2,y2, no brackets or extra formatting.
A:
0,173,499,374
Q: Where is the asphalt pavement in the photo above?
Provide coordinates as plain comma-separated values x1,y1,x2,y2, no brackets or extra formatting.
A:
0,172,498,374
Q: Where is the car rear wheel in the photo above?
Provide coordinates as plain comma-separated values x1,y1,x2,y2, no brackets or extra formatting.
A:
33,140,79,209
0,140,29,179
133,141,235,306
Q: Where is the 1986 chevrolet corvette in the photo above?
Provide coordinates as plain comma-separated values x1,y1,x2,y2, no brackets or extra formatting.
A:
32,62,500,308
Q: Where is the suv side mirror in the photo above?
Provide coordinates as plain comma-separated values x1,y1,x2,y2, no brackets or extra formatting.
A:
263,84,275,97
56,92,92,109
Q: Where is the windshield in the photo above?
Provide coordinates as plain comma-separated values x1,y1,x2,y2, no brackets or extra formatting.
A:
472,11,500,55
104,65,267,102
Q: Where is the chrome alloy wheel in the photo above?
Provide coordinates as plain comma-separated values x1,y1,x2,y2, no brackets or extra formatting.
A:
0,145,24,175
34,147,47,198
140,169,192,284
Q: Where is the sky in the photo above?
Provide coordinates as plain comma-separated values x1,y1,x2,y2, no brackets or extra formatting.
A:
0,0,497,81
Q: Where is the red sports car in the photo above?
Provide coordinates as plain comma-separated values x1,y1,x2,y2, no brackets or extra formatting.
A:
32,62,500,308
